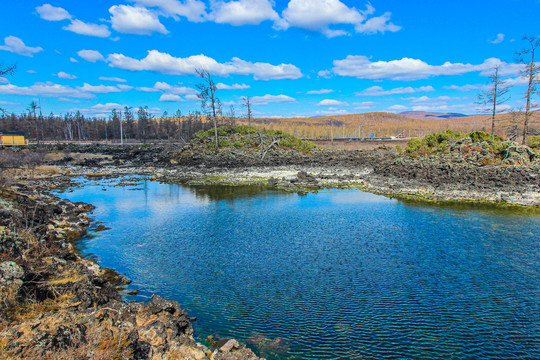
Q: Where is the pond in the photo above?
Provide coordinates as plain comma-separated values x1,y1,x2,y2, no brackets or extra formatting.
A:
61,177,540,359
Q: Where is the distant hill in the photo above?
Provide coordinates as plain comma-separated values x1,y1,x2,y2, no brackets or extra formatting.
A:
399,111,468,120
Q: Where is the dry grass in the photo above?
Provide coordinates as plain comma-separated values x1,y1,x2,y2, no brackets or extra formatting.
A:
9,293,75,322
231,112,540,140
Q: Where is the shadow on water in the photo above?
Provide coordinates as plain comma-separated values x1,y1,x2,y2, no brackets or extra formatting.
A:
399,197,540,215
185,184,281,202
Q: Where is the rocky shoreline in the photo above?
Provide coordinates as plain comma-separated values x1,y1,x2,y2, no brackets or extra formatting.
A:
0,180,262,360
35,138,540,207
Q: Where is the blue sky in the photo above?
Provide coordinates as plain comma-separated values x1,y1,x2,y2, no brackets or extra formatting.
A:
0,0,538,118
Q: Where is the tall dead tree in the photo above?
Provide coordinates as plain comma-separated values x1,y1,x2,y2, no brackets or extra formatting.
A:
242,95,253,127
0,64,15,115
477,66,510,140
517,35,540,144
0,63,15,76
27,101,39,144
196,69,220,152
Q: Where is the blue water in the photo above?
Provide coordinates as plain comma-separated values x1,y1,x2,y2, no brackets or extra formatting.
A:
61,177,540,359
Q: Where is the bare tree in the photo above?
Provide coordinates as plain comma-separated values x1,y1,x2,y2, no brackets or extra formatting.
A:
517,35,540,144
195,69,220,152
0,64,15,115
241,95,253,127
226,105,236,126
477,66,510,140
137,106,150,144
0,63,15,76
27,101,39,144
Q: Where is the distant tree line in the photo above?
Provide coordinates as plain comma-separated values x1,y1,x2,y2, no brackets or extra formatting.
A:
0,106,238,143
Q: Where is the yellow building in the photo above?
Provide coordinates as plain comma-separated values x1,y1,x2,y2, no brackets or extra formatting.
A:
0,132,27,145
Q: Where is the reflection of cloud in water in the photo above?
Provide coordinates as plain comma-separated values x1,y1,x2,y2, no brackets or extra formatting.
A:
331,190,390,204
113,183,211,215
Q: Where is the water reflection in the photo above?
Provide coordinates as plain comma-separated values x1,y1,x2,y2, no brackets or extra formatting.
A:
61,178,540,360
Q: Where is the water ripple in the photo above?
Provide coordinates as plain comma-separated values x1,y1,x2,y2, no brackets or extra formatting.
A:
62,181,540,360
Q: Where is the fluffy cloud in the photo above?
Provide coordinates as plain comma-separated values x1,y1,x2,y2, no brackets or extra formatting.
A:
280,0,363,37
63,19,111,37
56,71,77,79
444,84,483,92
209,0,279,25
0,77,9,84
0,36,43,57
91,103,126,111
356,86,434,96
251,94,296,105
36,4,72,21
79,83,127,93
216,83,250,90
107,50,302,80
279,0,399,37
159,94,183,101
307,89,334,94
109,5,168,35
99,76,127,82
317,99,348,106
131,0,207,22
354,12,400,34
387,105,408,111
0,82,94,99
136,82,196,99
78,49,105,62
332,56,522,81
490,33,505,44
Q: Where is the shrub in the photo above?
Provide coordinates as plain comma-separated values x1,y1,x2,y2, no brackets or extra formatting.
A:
527,135,540,148
405,138,422,153
233,125,257,134
194,130,211,141
468,131,492,143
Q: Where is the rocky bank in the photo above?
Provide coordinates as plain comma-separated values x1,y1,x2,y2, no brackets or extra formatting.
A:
0,181,262,360
37,135,540,207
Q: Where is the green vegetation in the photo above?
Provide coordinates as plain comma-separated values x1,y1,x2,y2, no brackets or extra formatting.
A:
193,126,316,153
527,135,540,148
405,130,508,155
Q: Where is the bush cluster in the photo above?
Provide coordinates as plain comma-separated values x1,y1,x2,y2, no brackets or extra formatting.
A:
404,130,506,154
193,126,316,153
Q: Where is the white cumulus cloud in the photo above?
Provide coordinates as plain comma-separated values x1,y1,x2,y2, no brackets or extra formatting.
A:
107,50,302,80
78,83,125,93
36,4,72,21
56,71,77,79
387,105,408,111
131,0,208,22
109,5,169,35
0,82,94,99
216,83,250,90
490,33,505,44
331,55,521,81
317,99,348,106
0,36,43,57
356,86,434,96
159,94,183,101
209,0,279,25
279,0,399,37
63,19,111,37
280,0,363,37
91,103,126,111
354,12,400,34
78,49,105,62
307,89,334,94
251,94,296,105
99,76,127,83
